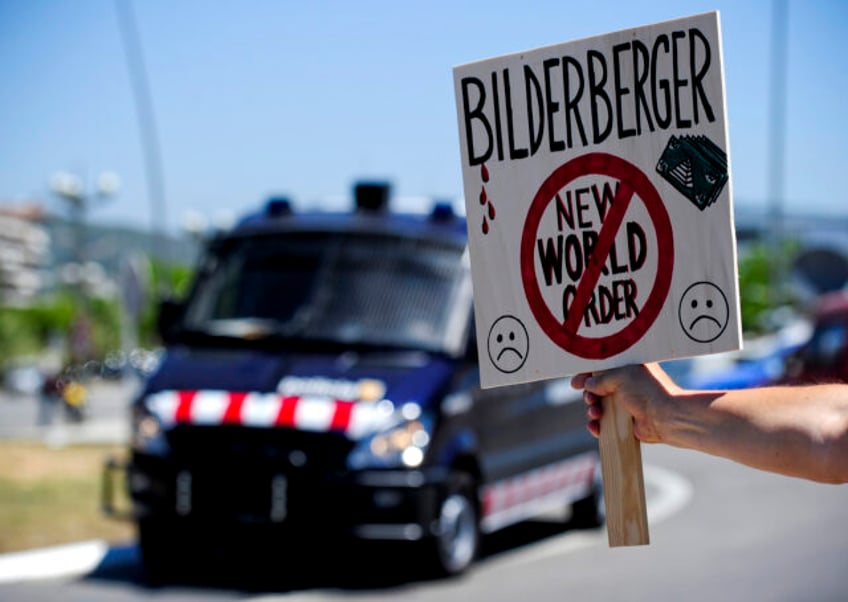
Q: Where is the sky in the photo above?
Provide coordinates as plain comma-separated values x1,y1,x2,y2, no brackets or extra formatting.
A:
0,0,846,235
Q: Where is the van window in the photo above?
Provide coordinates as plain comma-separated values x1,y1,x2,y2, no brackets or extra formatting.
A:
182,231,472,355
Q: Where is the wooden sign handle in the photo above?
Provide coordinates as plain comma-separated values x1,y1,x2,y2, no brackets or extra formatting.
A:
598,396,650,546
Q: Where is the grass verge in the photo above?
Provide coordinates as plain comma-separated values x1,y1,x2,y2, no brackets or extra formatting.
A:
0,440,134,554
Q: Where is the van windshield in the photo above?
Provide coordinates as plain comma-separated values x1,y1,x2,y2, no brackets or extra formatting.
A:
181,230,472,356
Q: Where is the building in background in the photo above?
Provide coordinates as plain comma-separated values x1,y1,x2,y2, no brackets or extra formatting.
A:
0,203,50,306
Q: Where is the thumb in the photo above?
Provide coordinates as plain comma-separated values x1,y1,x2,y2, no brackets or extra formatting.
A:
582,370,622,397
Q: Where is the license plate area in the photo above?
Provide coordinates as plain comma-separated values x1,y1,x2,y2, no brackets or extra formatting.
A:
270,474,287,523
176,469,288,523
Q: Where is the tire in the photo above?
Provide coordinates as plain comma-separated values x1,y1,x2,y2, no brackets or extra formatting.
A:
430,472,480,576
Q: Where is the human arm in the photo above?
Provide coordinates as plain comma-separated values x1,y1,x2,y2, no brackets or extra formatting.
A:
571,363,848,484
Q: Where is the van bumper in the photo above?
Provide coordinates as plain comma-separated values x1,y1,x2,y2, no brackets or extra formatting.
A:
124,454,452,541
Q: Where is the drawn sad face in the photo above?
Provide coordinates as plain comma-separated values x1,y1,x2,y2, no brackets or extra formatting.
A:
487,315,529,373
678,281,730,343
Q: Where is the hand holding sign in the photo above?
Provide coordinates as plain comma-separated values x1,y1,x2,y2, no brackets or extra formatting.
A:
574,366,675,545
454,12,740,547
598,391,650,545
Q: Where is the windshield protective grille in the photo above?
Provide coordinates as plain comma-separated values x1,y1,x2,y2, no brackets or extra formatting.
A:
183,231,471,355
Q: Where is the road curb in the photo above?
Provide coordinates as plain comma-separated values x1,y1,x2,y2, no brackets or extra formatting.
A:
0,540,137,584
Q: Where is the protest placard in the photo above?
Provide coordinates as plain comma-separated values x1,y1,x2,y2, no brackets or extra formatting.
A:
454,11,740,546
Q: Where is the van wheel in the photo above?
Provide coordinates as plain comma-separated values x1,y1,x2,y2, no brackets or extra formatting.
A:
431,473,479,576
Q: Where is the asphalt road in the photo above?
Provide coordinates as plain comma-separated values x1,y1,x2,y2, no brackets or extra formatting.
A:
2,443,846,602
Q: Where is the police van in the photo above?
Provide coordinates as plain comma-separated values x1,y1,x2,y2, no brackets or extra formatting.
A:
110,183,602,578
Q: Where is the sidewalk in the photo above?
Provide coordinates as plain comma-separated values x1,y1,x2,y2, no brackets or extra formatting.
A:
0,378,138,446
0,419,131,447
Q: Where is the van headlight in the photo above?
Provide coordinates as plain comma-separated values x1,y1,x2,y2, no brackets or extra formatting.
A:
347,404,432,470
131,404,169,455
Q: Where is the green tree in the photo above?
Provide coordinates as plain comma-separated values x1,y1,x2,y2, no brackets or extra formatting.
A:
0,295,73,370
737,240,799,334
0,254,195,373
139,259,194,347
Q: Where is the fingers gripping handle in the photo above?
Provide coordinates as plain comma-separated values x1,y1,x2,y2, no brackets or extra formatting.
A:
598,396,650,546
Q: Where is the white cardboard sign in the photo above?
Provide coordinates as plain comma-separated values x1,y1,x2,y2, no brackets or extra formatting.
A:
454,12,741,388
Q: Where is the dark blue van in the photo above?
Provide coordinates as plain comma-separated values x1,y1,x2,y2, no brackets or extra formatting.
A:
115,184,601,578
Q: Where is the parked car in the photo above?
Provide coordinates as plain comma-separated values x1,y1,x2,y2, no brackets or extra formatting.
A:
104,184,601,579
780,291,848,384
663,323,807,390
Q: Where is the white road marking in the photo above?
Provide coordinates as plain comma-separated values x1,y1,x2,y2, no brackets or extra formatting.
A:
644,464,694,524
489,464,694,569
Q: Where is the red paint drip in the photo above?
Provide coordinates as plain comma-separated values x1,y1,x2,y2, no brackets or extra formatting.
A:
482,217,489,234
479,187,487,205
481,163,489,182
488,202,496,220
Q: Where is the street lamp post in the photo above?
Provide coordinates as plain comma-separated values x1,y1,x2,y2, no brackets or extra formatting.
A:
768,0,789,310
49,170,120,364
50,171,120,267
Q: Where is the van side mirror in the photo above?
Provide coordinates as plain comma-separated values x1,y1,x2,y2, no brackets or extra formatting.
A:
157,298,184,343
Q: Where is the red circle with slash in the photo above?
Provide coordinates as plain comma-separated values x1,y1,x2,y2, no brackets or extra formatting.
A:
520,152,674,359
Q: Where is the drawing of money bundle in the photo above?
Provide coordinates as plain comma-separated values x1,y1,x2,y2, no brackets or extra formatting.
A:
656,135,728,211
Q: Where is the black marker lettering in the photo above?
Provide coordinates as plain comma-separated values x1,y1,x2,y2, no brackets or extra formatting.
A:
459,25,717,166
524,65,545,156
562,56,588,148
491,71,504,161
689,27,715,124
612,42,635,139
651,34,671,129
587,49,612,144
543,58,565,152
576,187,593,228
631,39,654,134
503,69,528,159
556,192,575,231
537,235,564,287
671,30,691,128
461,77,492,166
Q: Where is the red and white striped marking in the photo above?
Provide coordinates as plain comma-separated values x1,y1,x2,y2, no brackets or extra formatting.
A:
480,452,598,533
146,390,394,440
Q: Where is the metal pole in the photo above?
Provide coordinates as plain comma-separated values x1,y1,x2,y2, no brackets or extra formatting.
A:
767,0,789,307
114,0,168,259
